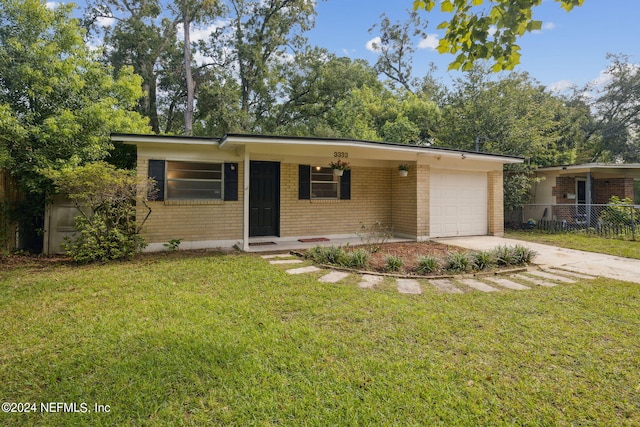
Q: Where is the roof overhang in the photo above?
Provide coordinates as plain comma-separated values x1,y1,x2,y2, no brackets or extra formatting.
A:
537,163,640,178
110,132,523,164
111,133,220,146
219,134,523,164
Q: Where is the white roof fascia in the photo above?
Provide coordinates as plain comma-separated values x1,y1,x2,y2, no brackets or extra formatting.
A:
538,163,640,172
111,134,219,146
219,135,523,164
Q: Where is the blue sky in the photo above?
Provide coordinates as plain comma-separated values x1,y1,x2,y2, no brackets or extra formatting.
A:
308,0,640,91
64,0,639,91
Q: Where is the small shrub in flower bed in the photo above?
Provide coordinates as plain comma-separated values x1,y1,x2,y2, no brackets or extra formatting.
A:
416,256,439,274
384,255,403,272
305,246,370,269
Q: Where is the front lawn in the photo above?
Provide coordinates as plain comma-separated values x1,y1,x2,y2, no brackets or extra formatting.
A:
506,230,640,260
1,252,639,426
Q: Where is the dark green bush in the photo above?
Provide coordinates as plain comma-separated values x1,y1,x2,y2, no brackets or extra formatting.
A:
472,250,494,271
384,255,403,272
444,251,470,273
47,162,154,263
416,256,439,274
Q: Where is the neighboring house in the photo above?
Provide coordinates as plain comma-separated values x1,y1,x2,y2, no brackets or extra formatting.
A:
46,133,522,253
528,163,640,225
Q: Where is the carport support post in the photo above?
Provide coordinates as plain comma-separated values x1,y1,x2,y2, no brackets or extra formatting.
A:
243,152,250,251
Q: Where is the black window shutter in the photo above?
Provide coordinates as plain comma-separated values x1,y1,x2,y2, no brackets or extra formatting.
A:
340,169,351,200
224,163,239,201
148,160,165,201
298,165,311,200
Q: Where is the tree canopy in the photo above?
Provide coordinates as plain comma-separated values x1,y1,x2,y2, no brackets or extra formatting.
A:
0,0,149,249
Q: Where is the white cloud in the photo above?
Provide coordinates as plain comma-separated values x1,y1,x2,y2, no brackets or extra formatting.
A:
547,79,574,93
45,2,57,9
418,34,439,50
341,48,356,56
177,19,229,43
95,16,115,28
591,68,614,88
365,36,382,53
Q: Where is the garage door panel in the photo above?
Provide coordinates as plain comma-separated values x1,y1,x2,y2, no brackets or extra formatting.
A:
430,171,488,238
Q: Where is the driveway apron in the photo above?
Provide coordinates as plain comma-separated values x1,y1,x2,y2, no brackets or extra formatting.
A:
436,236,640,284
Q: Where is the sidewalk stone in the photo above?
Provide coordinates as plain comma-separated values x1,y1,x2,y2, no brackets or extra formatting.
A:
286,266,321,275
269,259,303,265
527,270,576,283
261,253,294,259
429,279,464,294
512,274,557,287
359,274,383,289
484,277,530,290
319,271,350,283
397,279,422,294
459,278,499,292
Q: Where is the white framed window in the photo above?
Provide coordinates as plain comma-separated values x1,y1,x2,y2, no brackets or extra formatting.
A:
166,161,222,200
311,166,338,199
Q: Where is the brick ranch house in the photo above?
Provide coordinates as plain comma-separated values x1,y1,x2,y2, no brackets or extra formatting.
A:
44,133,523,253
527,163,640,224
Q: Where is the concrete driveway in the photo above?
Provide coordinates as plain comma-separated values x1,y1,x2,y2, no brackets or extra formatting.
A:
436,236,640,285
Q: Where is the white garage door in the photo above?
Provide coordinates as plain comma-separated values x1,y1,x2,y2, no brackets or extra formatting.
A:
430,171,488,238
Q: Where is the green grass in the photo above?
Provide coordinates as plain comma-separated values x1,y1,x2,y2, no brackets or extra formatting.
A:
1,253,639,426
506,230,640,260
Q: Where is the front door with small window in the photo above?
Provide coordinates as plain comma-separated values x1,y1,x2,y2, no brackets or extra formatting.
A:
249,161,280,237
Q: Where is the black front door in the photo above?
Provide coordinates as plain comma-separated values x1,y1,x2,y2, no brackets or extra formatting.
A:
249,161,280,237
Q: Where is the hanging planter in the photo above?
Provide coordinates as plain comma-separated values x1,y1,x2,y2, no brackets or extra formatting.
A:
398,164,410,177
329,159,350,176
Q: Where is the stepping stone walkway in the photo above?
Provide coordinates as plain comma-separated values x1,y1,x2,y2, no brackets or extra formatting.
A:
319,271,350,283
269,259,303,265
459,278,499,292
359,274,383,289
261,253,295,259
396,279,422,294
262,253,598,296
484,277,530,291
511,273,557,287
429,279,464,294
286,266,322,275
527,270,576,283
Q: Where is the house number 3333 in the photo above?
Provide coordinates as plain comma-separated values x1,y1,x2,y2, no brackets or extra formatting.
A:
333,152,348,158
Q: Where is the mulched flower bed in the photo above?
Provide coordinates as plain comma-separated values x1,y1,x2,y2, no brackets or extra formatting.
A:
364,241,458,273
301,241,535,276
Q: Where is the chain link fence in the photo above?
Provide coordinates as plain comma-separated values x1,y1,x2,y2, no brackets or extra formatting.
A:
512,203,639,240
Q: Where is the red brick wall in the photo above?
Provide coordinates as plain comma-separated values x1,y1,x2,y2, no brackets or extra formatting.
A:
593,178,634,204
552,176,575,204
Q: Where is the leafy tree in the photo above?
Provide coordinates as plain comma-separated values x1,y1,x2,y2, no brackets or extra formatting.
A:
368,10,427,92
169,0,221,135
329,85,440,144
582,54,640,162
266,50,381,136
45,162,155,262
412,0,585,71
85,0,178,133
437,67,581,165
203,0,318,131
0,0,149,250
